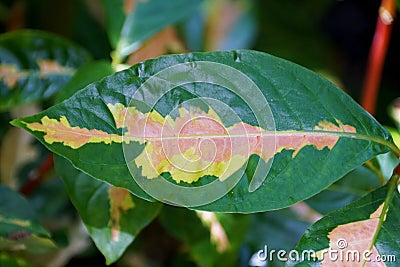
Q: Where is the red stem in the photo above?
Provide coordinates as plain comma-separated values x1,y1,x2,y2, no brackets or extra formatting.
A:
360,0,396,115
395,163,400,177
20,154,54,196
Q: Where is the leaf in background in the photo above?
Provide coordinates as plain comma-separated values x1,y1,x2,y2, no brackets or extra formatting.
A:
0,30,91,111
204,0,257,51
386,127,400,147
159,206,249,267
101,0,203,59
0,253,31,267
55,60,114,104
11,50,395,212
376,151,400,181
126,26,186,65
305,166,381,215
0,184,56,253
245,209,311,267
55,155,161,264
288,177,400,266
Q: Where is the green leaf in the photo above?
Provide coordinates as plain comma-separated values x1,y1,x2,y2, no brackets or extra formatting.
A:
288,176,400,266
0,30,91,111
0,184,56,253
305,166,381,214
101,0,203,59
54,155,161,264
11,50,396,212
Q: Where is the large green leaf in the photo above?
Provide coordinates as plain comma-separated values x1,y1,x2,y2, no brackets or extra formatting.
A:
287,175,400,266
0,184,56,253
0,30,91,110
101,0,203,59
55,155,161,264
11,50,397,212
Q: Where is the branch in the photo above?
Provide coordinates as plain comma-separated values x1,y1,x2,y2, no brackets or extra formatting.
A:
360,0,396,115
20,154,54,195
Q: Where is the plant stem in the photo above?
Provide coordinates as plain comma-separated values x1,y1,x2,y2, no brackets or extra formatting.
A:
363,170,399,266
365,160,386,184
20,154,54,195
360,0,396,115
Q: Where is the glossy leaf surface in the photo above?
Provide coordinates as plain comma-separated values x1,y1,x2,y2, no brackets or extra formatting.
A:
12,50,395,212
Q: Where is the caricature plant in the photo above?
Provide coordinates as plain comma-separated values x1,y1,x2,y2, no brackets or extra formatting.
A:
0,0,399,266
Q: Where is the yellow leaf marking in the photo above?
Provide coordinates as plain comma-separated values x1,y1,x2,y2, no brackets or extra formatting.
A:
0,60,74,89
196,211,229,253
25,116,123,149
0,64,22,87
0,215,31,227
108,186,135,243
24,103,357,184
36,59,74,76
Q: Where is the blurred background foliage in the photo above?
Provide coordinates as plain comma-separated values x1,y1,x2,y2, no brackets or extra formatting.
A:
0,0,399,266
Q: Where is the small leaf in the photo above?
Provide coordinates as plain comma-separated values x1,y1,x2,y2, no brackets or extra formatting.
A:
0,30,91,110
101,0,203,58
289,176,400,266
55,155,161,264
0,184,56,253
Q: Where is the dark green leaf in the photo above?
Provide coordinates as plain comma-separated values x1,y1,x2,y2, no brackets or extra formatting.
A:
0,30,91,110
11,50,395,212
55,155,161,264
